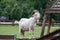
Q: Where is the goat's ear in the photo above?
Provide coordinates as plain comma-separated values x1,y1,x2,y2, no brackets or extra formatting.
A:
33,12,35,14
32,11,35,15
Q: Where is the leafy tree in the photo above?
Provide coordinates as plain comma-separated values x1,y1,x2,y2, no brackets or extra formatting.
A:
0,0,59,20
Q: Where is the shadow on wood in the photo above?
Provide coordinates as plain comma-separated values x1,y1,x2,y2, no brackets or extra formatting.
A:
37,29,60,40
0,34,16,40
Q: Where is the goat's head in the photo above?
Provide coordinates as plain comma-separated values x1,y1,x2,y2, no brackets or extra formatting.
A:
33,10,40,23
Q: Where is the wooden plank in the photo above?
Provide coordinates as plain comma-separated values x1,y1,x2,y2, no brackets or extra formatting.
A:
51,36,60,40
37,29,60,40
45,10,60,13
40,14,47,37
52,5,60,8
56,2,60,5
57,0,60,2
44,9,60,13
0,34,16,39
47,14,52,34
44,9,60,11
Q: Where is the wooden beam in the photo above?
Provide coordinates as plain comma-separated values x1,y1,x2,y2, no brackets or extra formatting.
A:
47,14,52,34
44,9,60,11
45,11,60,13
37,29,60,40
0,35,15,39
40,14,47,37
0,34,16,40
44,9,60,13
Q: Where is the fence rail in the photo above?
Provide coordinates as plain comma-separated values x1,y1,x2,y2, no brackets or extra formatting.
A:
0,34,16,40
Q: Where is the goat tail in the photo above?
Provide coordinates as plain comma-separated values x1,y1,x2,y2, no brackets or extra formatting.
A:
14,20,19,24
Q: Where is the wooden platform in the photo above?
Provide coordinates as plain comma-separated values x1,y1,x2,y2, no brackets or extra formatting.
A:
0,34,16,40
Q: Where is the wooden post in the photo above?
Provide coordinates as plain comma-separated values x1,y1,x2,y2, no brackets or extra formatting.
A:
40,14,47,37
47,14,52,33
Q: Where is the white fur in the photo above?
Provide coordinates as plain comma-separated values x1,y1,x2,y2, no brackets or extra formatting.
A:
33,11,40,23
15,10,40,38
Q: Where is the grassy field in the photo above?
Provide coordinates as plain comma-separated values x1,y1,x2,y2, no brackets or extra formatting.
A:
0,24,60,38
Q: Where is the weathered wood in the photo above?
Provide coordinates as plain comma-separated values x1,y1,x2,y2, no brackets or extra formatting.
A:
44,0,60,13
40,14,47,37
40,0,60,40
37,29,60,40
43,0,60,34
44,9,60,11
45,11,60,13
51,36,60,40
47,14,52,33
44,9,60,13
0,34,16,40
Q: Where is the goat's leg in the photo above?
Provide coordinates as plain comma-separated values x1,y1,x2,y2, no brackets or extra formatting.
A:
20,29,25,38
31,26,34,38
19,26,24,38
21,32,24,38
19,26,21,38
31,30,34,38
19,25,20,32
29,27,31,38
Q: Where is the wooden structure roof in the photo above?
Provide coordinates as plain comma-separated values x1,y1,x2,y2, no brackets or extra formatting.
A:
41,0,60,37
44,0,60,13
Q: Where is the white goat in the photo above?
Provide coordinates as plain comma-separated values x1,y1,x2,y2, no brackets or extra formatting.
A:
15,10,40,38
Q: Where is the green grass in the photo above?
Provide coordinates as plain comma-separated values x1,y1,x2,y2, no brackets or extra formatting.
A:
0,25,60,38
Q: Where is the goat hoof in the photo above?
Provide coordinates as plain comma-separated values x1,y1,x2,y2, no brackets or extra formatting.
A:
29,37,32,39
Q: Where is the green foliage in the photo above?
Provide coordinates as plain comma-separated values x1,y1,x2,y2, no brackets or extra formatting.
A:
0,0,59,20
